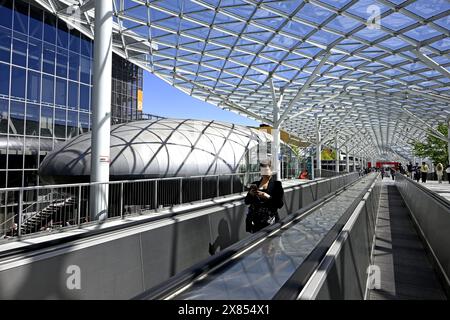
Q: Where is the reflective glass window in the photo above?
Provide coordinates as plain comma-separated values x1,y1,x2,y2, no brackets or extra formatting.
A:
25,103,39,136
7,171,23,186
56,50,68,77
67,110,78,138
0,172,5,187
40,106,53,137
0,28,11,62
54,107,66,138
0,62,9,95
29,4,43,40
27,70,41,102
13,1,28,35
68,52,79,81
57,19,69,48
10,100,25,135
42,44,55,74
43,11,56,44
79,84,90,111
42,74,54,103
80,55,90,84
79,112,89,133
55,77,67,106
69,29,80,53
0,1,13,29
0,98,8,133
12,37,27,67
28,39,42,71
68,81,78,109
11,66,26,98
80,34,92,57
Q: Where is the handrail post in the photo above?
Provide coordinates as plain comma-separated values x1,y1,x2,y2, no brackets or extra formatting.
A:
216,175,219,197
154,180,158,210
77,185,81,226
230,174,233,194
18,189,23,237
200,177,203,201
120,182,124,219
179,178,183,204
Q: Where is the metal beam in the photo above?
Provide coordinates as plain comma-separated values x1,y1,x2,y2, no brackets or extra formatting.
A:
277,51,332,126
319,109,352,145
411,49,450,80
400,107,449,143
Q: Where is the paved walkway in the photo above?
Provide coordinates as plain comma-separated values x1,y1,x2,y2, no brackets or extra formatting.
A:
368,180,447,300
419,180,450,203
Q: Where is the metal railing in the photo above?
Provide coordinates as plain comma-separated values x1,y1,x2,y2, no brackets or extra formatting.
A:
315,169,348,178
0,172,262,240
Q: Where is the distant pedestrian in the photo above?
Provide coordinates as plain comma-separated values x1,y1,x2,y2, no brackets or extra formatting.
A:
407,162,413,178
436,163,444,184
446,165,450,184
390,167,395,180
420,162,429,183
414,164,421,183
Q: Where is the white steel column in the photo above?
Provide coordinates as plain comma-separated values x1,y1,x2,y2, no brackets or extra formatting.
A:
316,114,321,178
272,126,281,180
90,0,113,222
353,155,356,172
271,94,282,181
346,146,350,173
335,133,339,173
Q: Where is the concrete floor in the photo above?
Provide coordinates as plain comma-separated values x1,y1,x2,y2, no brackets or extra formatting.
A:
419,180,450,202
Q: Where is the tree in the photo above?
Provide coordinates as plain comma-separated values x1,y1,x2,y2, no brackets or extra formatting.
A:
411,123,449,166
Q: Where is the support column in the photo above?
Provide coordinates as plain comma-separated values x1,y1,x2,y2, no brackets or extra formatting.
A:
271,95,282,180
272,127,281,180
346,146,350,173
90,1,113,222
315,114,321,178
353,155,356,172
310,149,315,180
335,133,339,173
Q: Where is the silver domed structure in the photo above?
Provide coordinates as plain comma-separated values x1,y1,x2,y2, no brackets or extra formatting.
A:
39,118,284,183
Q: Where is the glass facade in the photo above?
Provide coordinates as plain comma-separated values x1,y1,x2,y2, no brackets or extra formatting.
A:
0,0,144,188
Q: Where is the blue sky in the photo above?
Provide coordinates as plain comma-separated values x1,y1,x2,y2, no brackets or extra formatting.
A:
142,72,260,127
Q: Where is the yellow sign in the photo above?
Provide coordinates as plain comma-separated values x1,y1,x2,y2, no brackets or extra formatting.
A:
137,89,143,112
256,125,309,148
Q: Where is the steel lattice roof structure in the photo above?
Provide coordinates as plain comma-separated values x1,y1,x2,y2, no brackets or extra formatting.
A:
35,0,450,161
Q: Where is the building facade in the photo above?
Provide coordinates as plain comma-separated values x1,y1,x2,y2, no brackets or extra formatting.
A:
0,0,144,188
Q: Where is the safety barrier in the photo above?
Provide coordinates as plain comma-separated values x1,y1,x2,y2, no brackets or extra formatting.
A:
298,174,381,299
395,174,450,295
0,172,360,299
0,172,260,239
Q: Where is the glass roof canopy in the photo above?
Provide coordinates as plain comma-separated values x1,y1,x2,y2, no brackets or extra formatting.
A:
35,0,450,161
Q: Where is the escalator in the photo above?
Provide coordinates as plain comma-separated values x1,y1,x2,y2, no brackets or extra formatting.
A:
135,174,378,300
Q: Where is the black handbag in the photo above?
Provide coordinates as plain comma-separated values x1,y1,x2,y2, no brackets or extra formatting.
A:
246,205,275,233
